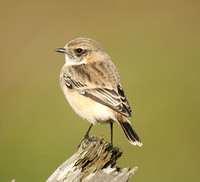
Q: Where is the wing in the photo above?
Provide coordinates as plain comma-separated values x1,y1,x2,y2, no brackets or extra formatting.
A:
63,61,132,117
84,86,132,117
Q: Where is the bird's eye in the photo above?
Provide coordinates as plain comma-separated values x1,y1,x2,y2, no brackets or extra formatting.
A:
75,48,86,57
76,48,83,54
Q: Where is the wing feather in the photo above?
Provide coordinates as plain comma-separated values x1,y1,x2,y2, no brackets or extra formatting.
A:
63,74,131,117
63,62,132,117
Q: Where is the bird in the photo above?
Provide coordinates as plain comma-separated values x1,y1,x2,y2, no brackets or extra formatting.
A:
56,37,142,146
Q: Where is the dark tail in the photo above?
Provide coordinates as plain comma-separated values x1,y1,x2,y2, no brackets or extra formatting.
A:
119,121,142,146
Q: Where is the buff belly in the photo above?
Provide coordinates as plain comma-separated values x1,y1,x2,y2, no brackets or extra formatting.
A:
62,87,117,124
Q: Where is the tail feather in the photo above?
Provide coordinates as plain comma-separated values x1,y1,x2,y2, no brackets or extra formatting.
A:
119,121,142,147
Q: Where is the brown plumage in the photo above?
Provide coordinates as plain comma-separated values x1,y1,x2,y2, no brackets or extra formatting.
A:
56,37,142,146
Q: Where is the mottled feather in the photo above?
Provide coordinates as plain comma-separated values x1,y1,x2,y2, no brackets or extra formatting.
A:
63,59,132,117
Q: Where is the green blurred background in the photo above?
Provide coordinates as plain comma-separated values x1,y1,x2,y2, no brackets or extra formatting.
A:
0,0,199,181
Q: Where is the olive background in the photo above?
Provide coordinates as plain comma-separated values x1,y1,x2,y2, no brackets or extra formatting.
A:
0,0,199,182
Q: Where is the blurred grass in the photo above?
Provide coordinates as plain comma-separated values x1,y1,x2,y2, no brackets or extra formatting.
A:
0,0,199,181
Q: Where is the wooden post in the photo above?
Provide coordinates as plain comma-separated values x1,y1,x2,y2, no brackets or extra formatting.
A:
47,136,138,182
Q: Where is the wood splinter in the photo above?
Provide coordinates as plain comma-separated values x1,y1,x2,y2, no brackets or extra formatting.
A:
47,136,138,182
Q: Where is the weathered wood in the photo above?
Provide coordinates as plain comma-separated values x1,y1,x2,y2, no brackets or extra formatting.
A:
47,136,138,182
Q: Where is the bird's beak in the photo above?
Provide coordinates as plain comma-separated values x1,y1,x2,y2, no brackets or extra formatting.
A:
55,48,67,54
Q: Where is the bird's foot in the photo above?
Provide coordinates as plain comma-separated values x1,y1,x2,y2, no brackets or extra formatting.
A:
77,134,93,148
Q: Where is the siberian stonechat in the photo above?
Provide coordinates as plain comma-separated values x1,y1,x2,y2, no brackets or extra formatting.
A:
56,38,142,146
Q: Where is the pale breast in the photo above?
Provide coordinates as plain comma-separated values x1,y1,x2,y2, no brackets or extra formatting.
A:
60,75,117,124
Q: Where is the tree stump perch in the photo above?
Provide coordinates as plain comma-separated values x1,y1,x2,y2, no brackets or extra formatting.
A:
47,136,138,182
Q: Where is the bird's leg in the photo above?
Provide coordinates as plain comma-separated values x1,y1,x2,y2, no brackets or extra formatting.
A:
78,124,93,148
109,122,117,152
84,124,93,139
110,122,113,145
